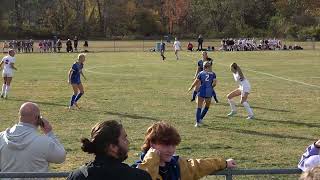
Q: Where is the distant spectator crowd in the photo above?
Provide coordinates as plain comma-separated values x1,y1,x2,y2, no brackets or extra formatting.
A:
2,39,34,53
220,38,303,51
2,36,89,53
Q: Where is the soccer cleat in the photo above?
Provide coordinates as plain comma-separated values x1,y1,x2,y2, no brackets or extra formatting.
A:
199,119,203,124
190,98,195,102
227,111,237,117
194,122,200,127
68,105,75,110
246,115,255,120
0,94,3,98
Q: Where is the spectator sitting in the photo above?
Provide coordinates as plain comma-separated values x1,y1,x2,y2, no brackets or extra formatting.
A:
0,102,66,173
66,39,73,53
84,40,88,48
300,165,320,180
298,140,320,171
294,44,303,50
67,120,152,180
187,42,193,51
82,40,89,52
289,45,293,50
283,44,287,50
132,121,237,180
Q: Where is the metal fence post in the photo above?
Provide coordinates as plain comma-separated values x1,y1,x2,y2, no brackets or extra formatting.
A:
225,169,233,180
114,40,116,52
142,39,144,52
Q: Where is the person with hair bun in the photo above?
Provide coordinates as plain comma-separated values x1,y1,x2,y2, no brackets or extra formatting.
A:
132,121,236,180
67,120,152,180
227,63,254,120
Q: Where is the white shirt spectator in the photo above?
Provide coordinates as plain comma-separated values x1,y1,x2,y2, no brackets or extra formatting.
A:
0,122,66,176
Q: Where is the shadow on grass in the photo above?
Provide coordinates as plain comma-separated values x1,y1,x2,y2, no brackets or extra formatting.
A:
206,126,315,141
214,115,318,128
7,98,66,107
214,102,292,113
254,117,320,128
106,111,160,121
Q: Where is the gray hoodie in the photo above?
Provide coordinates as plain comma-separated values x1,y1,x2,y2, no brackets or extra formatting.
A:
0,122,66,179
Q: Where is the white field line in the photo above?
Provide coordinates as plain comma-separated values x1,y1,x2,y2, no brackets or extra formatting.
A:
243,68,320,88
85,65,278,80
85,52,320,88
185,53,320,89
85,66,236,79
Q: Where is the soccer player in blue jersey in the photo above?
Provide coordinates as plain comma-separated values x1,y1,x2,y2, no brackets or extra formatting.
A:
188,61,217,127
160,40,166,61
68,53,87,109
191,51,218,103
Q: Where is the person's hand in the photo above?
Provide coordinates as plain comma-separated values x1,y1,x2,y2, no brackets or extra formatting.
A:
149,147,161,156
40,117,53,134
226,159,237,168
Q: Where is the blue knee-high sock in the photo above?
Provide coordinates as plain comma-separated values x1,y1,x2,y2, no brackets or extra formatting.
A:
70,95,76,106
75,93,83,102
196,108,201,123
191,91,198,101
200,107,209,120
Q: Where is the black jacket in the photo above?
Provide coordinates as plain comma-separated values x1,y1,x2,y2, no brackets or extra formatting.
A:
67,155,152,180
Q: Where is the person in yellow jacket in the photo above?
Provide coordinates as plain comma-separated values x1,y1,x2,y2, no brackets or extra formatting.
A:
132,121,237,180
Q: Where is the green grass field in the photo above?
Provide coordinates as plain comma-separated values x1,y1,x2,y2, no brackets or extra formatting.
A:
0,49,319,179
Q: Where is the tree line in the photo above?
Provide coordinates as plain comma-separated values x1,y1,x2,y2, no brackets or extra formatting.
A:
0,0,319,40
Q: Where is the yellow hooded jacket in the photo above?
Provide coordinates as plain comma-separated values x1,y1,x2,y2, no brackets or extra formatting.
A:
137,149,227,180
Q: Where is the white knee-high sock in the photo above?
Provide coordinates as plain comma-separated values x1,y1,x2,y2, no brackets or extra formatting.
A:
1,84,5,94
228,99,237,112
242,101,254,116
5,85,10,96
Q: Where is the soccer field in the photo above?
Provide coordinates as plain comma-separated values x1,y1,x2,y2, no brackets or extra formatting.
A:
0,50,319,179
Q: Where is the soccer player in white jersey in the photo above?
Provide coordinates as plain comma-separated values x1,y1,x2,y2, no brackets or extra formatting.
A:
0,49,18,99
173,37,181,60
226,63,254,120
